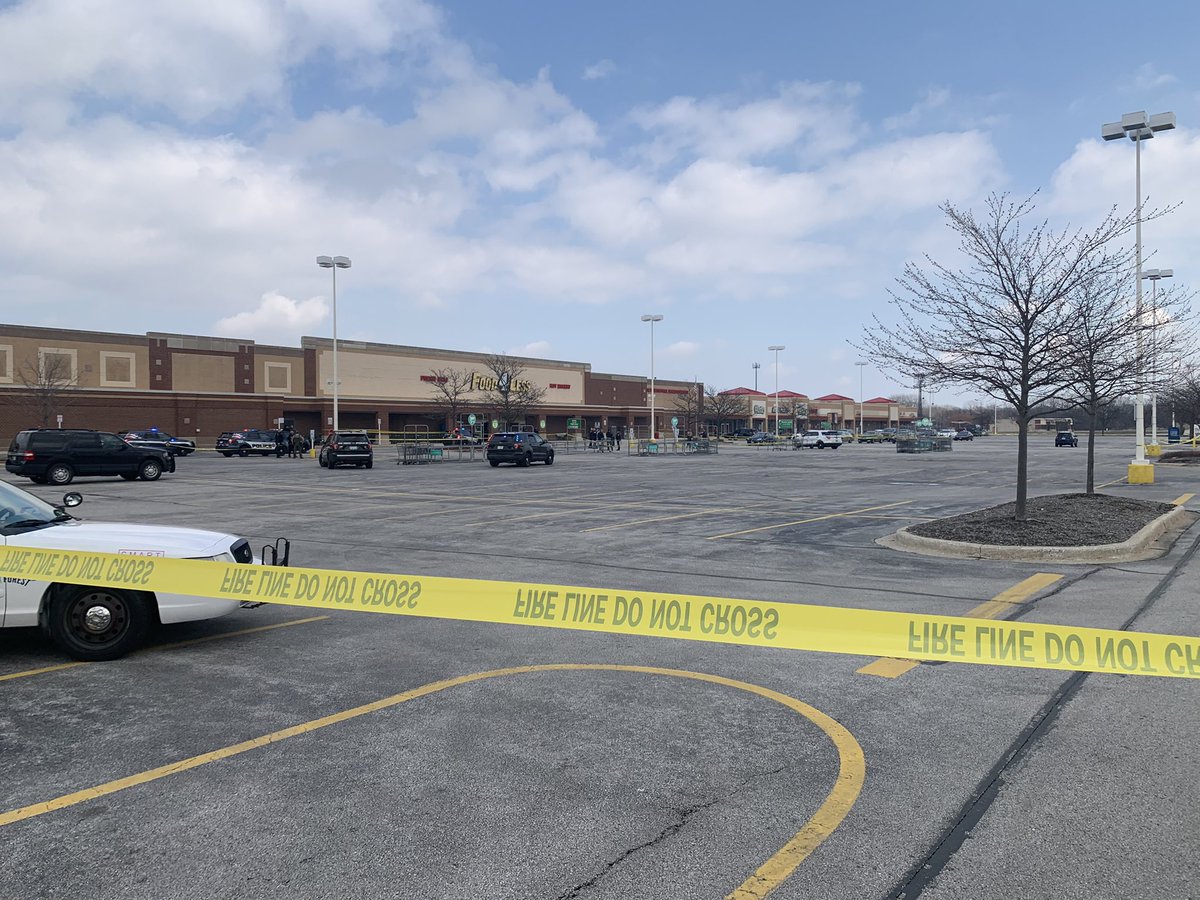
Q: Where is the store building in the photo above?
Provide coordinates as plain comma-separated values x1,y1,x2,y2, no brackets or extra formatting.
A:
0,324,702,443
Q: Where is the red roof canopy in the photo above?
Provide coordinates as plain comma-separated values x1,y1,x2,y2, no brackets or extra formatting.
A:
814,393,854,402
721,387,766,396
768,390,808,398
866,396,895,404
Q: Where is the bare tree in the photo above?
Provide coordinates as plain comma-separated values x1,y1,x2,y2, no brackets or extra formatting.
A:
1060,274,1192,492
477,355,547,429
670,384,704,435
17,353,77,427
426,367,474,433
704,387,746,434
1164,368,1200,441
860,192,1146,519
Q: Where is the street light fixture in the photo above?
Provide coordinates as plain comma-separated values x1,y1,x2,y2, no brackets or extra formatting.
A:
1142,267,1173,448
767,345,785,437
641,314,663,438
1102,109,1175,479
316,255,351,431
855,361,868,435
752,361,761,393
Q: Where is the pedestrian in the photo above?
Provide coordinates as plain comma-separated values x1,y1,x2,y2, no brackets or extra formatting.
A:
291,431,305,458
613,427,621,451
274,429,287,458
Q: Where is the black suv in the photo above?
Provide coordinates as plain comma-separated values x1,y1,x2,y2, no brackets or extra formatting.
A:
6,429,174,485
1055,431,1078,447
120,429,196,456
487,432,555,467
319,431,374,468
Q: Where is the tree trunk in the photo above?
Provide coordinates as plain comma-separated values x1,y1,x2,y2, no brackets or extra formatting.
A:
1015,417,1029,520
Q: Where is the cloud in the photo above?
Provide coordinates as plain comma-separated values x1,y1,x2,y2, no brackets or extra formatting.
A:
215,291,329,343
631,81,864,166
508,340,552,357
582,59,616,81
1130,63,1177,91
662,340,701,358
883,87,951,132
0,0,443,126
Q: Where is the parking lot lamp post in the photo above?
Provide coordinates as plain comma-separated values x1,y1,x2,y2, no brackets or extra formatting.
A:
316,255,351,431
1141,268,1172,448
1102,110,1175,472
768,345,785,437
855,361,867,434
641,314,663,438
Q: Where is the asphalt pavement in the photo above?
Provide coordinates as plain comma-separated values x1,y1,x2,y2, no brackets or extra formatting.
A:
1,435,1197,899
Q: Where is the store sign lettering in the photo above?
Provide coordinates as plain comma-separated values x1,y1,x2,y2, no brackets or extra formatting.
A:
471,372,533,393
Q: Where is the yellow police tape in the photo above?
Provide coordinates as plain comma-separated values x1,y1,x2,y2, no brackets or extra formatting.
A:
3,546,1198,678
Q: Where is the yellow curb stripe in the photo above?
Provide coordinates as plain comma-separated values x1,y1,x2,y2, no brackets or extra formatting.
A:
0,616,329,683
1172,493,1194,506
707,501,913,540
855,658,919,679
1095,476,1128,489
857,573,1063,680
0,663,865,900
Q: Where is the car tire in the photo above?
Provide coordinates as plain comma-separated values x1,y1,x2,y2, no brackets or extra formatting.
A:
139,459,163,481
238,447,249,458
120,473,137,481
46,586,150,661
318,455,327,467
222,452,233,458
545,451,555,465
328,454,338,468
816,441,824,449
832,444,840,449
47,463,74,486
365,460,373,469
489,460,500,467
520,452,532,467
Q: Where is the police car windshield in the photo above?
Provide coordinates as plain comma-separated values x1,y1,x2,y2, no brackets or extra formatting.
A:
0,481,62,528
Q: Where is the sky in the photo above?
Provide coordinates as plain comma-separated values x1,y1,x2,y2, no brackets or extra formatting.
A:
3,0,1199,403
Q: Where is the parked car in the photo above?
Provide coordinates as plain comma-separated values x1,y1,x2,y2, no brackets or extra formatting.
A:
856,432,887,444
1055,431,1079,447
838,430,856,443
746,431,779,444
954,430,975,441
441,428,484,446
936,429,957,438
796,430,843,449
319,431,374,468
0,482,287,660
6,429,174,486
732,428,756,438
216,430,277,457
487,431,555,466
120,429,196,456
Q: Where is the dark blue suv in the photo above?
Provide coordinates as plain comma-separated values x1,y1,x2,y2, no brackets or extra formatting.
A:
486,432,555,467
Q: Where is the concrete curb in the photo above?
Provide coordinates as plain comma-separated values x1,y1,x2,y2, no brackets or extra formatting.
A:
876,505,1193,563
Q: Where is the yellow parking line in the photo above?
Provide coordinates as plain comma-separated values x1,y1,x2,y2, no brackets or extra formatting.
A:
0,663,865,900
0,662,85,682
0,616,329,683
1172,493,1194,506
1096,476,1127,489
707,501,913,540
858,574,1063,679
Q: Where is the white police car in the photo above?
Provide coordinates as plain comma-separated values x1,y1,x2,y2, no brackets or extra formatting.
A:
795,429,843,449
0,480,285,660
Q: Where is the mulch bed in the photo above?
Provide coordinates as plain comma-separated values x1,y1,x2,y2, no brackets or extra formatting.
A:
908,493,1176,547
